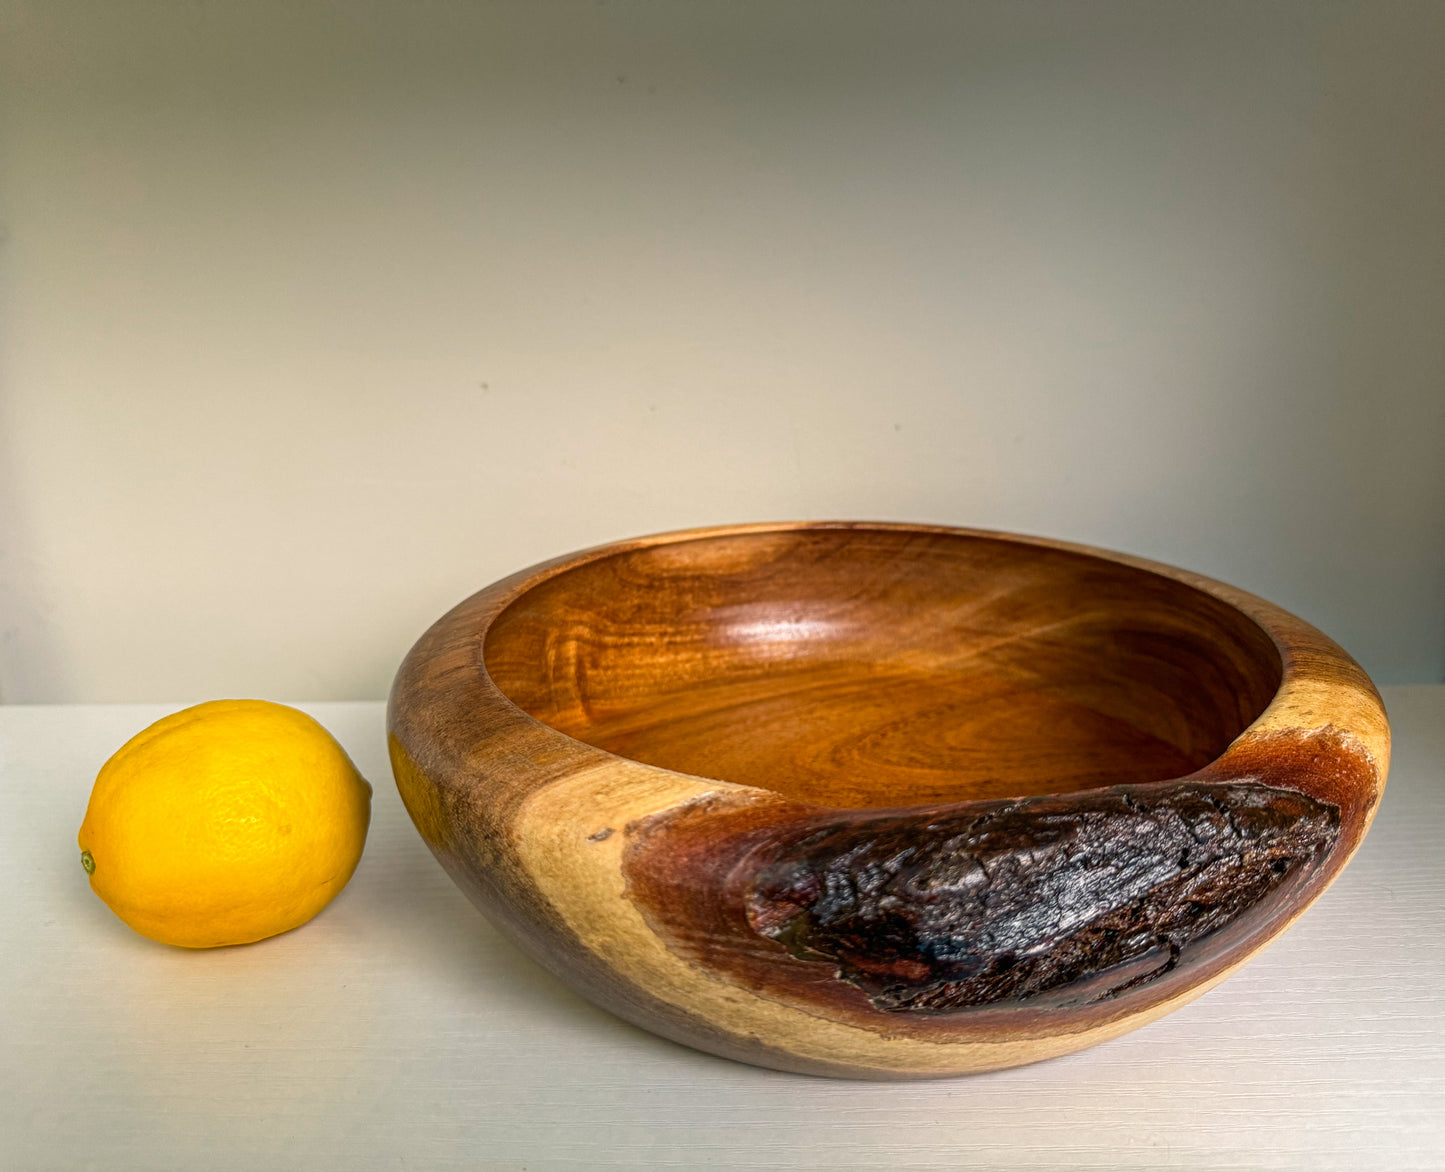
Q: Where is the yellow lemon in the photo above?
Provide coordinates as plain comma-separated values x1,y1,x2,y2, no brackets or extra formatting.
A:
78,700,372,948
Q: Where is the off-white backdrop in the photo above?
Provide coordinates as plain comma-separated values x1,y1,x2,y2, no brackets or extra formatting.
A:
1,1,1442,703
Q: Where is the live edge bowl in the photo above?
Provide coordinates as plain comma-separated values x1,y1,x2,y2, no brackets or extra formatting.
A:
387,522,1389,1079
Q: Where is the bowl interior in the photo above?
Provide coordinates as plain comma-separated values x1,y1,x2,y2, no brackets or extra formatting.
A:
483,528,1282,809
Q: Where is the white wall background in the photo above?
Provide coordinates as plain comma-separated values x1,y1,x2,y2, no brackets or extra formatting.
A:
1,0,1442,703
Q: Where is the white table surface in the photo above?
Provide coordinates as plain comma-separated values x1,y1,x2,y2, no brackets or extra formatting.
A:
3,689,1442,1171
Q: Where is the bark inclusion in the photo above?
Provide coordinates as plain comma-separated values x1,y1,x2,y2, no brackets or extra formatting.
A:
746,783,1339,1012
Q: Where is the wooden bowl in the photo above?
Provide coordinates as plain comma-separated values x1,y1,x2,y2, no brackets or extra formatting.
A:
388,522,1388,1078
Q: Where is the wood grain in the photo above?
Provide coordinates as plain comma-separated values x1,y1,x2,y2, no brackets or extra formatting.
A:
387,522,1389,1078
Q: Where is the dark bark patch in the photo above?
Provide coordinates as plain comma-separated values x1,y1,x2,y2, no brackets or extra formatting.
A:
745,783,1338,1012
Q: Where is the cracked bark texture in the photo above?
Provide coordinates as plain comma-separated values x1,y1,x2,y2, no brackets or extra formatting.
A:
746,783,1340,1012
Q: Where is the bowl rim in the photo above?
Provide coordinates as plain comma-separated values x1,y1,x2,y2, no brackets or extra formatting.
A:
395,519,1391,804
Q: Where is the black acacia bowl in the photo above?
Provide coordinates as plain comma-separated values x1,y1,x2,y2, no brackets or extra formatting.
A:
388,522,1389,1078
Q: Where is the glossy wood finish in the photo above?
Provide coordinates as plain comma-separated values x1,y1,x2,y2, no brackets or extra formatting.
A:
388,523,1389,1078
